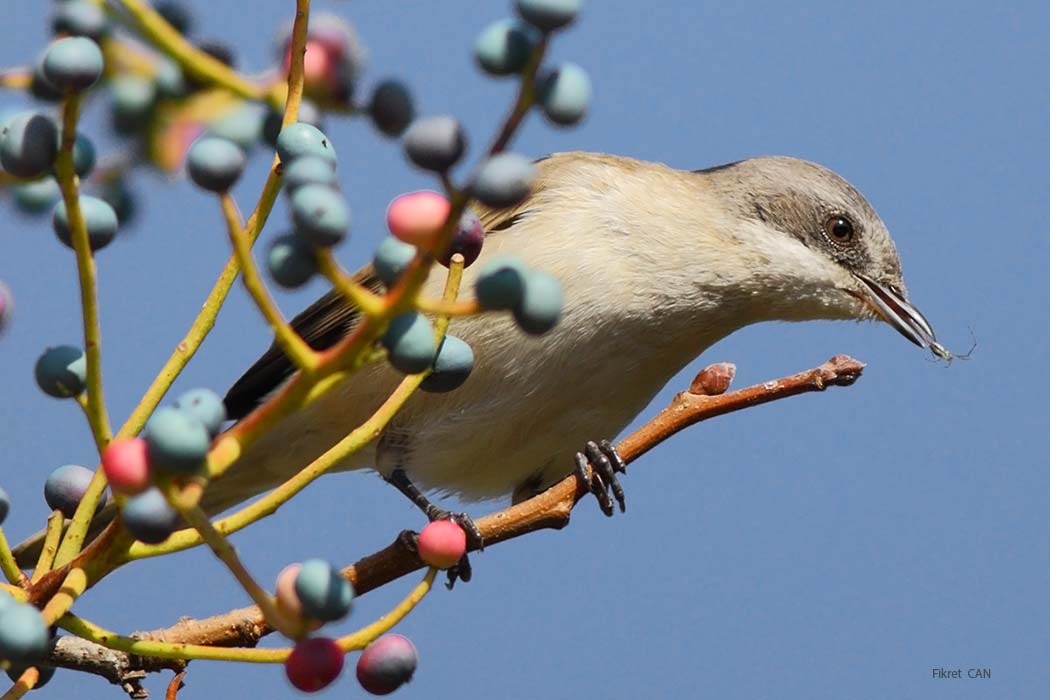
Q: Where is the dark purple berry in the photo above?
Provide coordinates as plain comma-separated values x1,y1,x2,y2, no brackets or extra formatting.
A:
44,464,106,518
356,634,418,695
439,208,484,268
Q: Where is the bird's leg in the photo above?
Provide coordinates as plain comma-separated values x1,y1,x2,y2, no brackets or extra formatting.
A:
385,468,483,588
573,439,627,516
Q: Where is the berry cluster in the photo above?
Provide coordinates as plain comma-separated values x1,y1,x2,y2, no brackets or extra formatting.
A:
0,0,586,694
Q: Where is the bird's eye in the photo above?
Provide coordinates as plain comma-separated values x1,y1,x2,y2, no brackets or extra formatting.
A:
824,215,855,244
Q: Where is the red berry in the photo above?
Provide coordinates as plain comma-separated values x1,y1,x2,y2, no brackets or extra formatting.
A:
356,634,418,696
386,191,450,249
285,637,344,692
417,520,467,569
101,438,150,494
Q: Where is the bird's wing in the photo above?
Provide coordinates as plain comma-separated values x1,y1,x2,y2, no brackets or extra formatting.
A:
223,195,540,421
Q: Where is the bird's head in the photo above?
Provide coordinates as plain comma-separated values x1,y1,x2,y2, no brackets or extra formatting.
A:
701,156,948,358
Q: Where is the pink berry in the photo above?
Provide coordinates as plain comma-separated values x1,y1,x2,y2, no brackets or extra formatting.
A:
417,520,467,569
101,438,151,495
284,40,337,100
275,563,304,618
356,634,418,696
386,191,450,249
285,637,344,692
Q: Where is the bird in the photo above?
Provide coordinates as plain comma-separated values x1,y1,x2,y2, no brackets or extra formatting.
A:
204,151,946,521
9,152,947,570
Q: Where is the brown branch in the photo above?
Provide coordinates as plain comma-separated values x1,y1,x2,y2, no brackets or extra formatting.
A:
43,355,864,691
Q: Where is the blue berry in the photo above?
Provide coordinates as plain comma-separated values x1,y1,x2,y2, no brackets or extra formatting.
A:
30,59,64,102
475,256,528,310
35,345,86,398
41,37,104,93
438,208,484,268
381,312,436,374
52,1,110,41
5,665,55,689
283,155,337,193
475,19,538,76
369,79,415,137
514,270,563,335
173,388,227,437
268,234,317,288
109,76,157,134
70,132,97,177
276,122,337,167
356,634,418,695
12,179,61,215
372,236,416,287
94,178,136,225
262,100,324,148
515,0,581,31
0,486,9,525
154,59,187,99
294,559,354,622
208,104,263,151
1,113,59,179
538,63,591,126
52,195,119,251
144,406,211,474
403,115,465,172
45,464,106,518
0,604,49,663
290,184,350,247
186,136,246,192
122,488,180,544
420,335,474,393
470,153,536,208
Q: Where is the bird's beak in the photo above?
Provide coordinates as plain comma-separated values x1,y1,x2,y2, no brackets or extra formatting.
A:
853,274,948,357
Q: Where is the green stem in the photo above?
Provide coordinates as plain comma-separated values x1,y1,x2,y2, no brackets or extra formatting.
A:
160,483,296,637
0,527,27,587
220,194,317,370
52,95,114,568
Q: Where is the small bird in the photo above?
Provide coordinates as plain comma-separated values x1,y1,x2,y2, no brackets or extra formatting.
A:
207,152,946,519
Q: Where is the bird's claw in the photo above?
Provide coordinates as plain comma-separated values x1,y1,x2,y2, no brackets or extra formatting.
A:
424,507,483,589
574,439,627,516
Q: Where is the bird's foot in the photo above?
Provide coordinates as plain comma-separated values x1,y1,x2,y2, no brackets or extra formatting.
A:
385,468,485,586
573,439,627,516
423,507,483,589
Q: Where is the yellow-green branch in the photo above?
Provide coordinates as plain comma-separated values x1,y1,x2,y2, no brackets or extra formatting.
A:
315,249,384,317
54,96,112,452
220,194,318,371
30,512,65,583
339,568,436,651
160,483,296,637
0,528,27,587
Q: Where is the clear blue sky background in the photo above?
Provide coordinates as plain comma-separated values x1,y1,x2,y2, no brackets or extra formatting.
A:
1,1,1047,698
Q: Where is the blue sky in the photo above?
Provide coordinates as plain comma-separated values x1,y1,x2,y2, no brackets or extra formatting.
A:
1,1,1048,698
